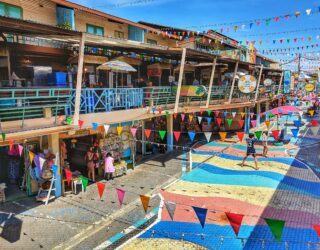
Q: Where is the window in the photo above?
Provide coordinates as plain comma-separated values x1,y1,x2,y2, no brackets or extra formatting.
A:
56,5,75,30
114,31,124,39
86,24,104,36
0,3,22,19
128,25,144,42
147,39,157,45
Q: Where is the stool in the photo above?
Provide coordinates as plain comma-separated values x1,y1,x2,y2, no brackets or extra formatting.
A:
73,179,84,194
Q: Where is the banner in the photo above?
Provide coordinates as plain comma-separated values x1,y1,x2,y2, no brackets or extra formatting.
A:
238,75,257,93
192,206,208,228
225,212,244,236
165,201,176,221
265,218,285,242
283,70,291,94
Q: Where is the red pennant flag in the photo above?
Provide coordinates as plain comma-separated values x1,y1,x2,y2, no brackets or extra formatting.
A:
259,112,264,118
214,111,220,117
173,113,178,119
173,131,181,142
96,182,106,199
9,139,14,152
225,212,244,236
310,120,318,127
145,129,152,139
272,130,280,140
237,120,244,128
216,118,222,127
199,110,204,116
313,224,320,237
78,120,84,128
236,132,245,142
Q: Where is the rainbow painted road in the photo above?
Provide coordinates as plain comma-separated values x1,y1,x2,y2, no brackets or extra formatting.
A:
122,140,320,249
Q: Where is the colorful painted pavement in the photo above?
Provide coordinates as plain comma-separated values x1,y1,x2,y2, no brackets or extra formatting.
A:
121,123,320,249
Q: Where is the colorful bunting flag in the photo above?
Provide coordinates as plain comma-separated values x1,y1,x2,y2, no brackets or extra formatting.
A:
259,112,264,118
173,131,181,141
216,118,221,127
117,126,123,136
310,126,320,136
92,122,98,131
226,119,233,127
291,129,299,138
67,117,73,125
219,132,227,142
173,113,178,119
130,127,137,138
197,116,203,124
18,145,23,157
78,120,84,129
65,170,73,185
189,114,194,122
232,112,236,118
207,110,212,116
145,129,152,139
312,224,320,237
225,212,244,236
265,120,270,129
310,120,318,127
188,132,196,142
164,201,176,221
255,131,263,140
140,195,150,213
236,132,245,142
104,124,110,135
294,120,301,128
204,132,212,142
96,182,105,199
238,120,244,128
165,111,169,118
264,218,285,242
240,112,245,119
309,110,315,116
1,132,5,142
29,151,35,164
116,188,125,207
192,206,208,228
251,120,257,128
207,117,212,125
272,130,280,140
181,114,185,121
9,139,14,152
159,130,166,140
223,111,228,117
214,111,219,117
51,164,58,177
250,112,254,119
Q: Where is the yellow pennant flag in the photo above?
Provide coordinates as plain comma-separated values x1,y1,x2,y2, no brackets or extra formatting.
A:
140,195,150,213
117,126,123,136
240,112,245,119
189,114,193,122
265,120,270,129
309,110,314,116
29,151,35,164
219,132,227,142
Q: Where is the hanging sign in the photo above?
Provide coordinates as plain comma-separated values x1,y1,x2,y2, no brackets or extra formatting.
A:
263,78,273,87
238,75,257,93
305,83,315,92
172,85,207,97
283,70,291,94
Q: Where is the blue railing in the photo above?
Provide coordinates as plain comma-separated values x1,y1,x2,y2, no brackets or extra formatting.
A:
66,88,143,115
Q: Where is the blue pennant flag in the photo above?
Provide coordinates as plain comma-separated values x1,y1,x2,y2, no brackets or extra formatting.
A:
51,165,58,177
188,132,196,142
92,122,98,131
152,107,156,114
224,111,228,117
288,111,293,117
277,109,282,114
207,117,212,124
192,206,208,228
291,129,299,138
294,120,301,128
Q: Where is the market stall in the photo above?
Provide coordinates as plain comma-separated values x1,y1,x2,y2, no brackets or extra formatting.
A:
147,63,173,86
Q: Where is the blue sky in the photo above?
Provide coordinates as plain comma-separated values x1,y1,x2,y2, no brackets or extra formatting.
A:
71,0,320,70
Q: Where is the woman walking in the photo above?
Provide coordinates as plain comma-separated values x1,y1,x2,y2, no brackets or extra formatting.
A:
262,131,269,157
85,147,95,182
104,153,115,181
240,133,259,170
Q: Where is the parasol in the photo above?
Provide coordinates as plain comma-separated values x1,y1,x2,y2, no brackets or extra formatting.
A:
267,105,301,115
97,60,137,73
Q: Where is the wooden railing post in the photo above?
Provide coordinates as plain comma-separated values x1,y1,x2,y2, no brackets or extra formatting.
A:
174,48,187,114
205,57,217,108
228,61,239,104
254,65,264,103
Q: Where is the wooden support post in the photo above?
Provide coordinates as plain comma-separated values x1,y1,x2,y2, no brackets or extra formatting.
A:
73,33,85,125
277,72,284,96
205,57,217,108
254,65,264,103
6,48,12,86
228,61,239,104
167,114,173,152
174,48,187,114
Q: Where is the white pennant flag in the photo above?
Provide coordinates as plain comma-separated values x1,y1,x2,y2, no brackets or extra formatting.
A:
104,124,110,135
197,116,203,124
204,132,212,142
306,9,312,15
310,126,320,136
39,157,45,172
164,201,176,221
232,112,236,118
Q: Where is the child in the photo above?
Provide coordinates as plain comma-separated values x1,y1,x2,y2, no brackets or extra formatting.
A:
262,131,268,157
104,153,115,181
240,133,259,170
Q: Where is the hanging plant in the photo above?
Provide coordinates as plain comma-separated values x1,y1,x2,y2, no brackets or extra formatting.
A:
57,22,72,30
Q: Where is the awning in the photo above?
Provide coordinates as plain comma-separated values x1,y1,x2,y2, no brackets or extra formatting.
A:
115,56,142,66
147,63,172,70
70,54,108,64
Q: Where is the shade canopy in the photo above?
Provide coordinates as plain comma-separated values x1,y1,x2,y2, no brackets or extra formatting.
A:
97,60,137,72
267,105,301,115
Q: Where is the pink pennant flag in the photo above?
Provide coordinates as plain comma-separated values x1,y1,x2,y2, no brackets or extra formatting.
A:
116,188,125,207
18,145,24,157
173,131,181,142
130,128,137,138
181,114,185,121
251,120,257,128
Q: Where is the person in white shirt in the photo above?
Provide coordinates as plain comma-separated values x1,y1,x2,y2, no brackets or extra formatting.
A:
262,131,269,157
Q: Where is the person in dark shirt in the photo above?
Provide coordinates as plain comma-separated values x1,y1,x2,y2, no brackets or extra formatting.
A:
240,133,259,170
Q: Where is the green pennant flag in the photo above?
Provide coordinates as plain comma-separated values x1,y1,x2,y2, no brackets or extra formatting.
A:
226,118,233,127
67,117,73,125
81,176,89,192
254,131,263,140
159,130,166,141
268,113,274,118
264,218,285,242
1,132,5,142
207,110,212,116
165,111,169,118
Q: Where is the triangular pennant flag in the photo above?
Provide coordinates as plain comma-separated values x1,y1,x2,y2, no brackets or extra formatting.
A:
51,164,58,177
96,182,106,199
165,111,169,118
9,139,14,152
164,201,176,221
310,120,318,127
272,130,280,140
104,124,110,135
309,110,315,116
265,120,270,129
92,122,98,131
216,118,221,127
226,118,233,127
223,111,228,117
219,132,227,142
181,114,185,121
291,129,299,138
67,117,73,125
116,188,125,207
188,131,196,142
159,130,166,140
140,195,150,213
251,120,257,128
130,127,137,138
29,151,35,164
236,132,245,142
255,131,263,140
240,112,245,119
65,170,73,185
18,145,24,157
204,132,212,142
225,212,244,236
288,111,293,117
232,112,236,118
259,112,264,118
58,115,64,123
117,126,123,136
152,106,156,114
207,117,212,125
312,224,320,237
173,131,181,141
197,116,203,124
1,132,5,142
237,120,244,128
39,157,45,172
214,111,219,117
173,113,178,119
250,113,254,119
78,120,84,129
207,110,212,116
81,176,88,191
189,114,193,122
192,206,207,228
145,129,151,139
310,126,320,136
294,120,301,128
264,218,285,242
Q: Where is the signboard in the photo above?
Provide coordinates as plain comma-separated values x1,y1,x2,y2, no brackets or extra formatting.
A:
263,79,272,86
147,68,161,77
218,50,240,60
305,83,315,92
172,85,207,97
283,70,291,94
238,75,257,93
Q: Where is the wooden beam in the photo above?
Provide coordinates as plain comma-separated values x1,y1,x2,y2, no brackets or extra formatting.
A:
174,48,187,114
205,57,217,108
73,32,85,125
277,72,284,96
228,61,239,104
254,65,264,102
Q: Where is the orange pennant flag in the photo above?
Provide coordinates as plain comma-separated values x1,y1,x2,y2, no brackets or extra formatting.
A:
29,151,35,164
265,120,270,129
189,114,193,122
219,132,227,142
145,129,152,139
140,195,150,213
309,110,315,116
240,112,245,119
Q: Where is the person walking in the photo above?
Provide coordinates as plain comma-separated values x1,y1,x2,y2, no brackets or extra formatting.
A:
262,131,269,157
85,147,95,182
104,153,115,181
240,133,259,170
